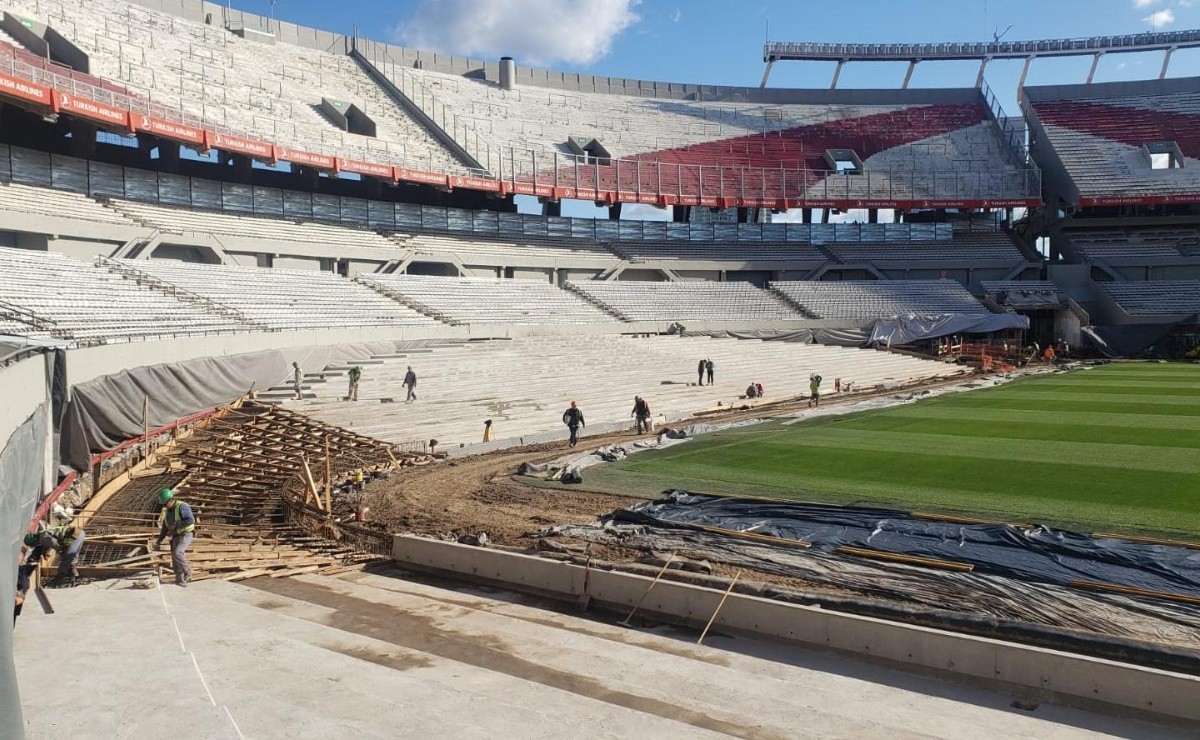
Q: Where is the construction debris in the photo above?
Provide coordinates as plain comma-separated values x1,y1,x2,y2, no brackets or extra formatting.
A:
75,399,441,582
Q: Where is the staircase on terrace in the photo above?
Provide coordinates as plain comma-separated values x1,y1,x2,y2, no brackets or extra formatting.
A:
96,256,268,332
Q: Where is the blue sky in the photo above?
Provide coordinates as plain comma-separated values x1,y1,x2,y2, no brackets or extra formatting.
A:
232,0,1199,113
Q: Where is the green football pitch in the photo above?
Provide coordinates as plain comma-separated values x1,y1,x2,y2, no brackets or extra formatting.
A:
578,363,1200,538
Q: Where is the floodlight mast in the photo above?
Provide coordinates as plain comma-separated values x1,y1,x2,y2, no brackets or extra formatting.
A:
759,29,1200,91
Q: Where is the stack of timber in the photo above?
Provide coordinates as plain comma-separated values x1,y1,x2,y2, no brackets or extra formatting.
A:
75,399,439,582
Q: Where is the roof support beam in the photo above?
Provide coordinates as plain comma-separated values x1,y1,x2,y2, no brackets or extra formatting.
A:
830,59,846,90
1086,52,1104,84
974,57,990,88
758,59,775,88
1160,46,1176,79
902,60,919,89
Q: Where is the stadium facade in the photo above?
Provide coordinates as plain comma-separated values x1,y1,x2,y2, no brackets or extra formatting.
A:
1,1,1199,732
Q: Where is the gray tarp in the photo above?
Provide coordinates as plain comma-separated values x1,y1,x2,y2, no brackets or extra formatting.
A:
869,313,1029,346
61,340,454,470
0,406,47,740
991,289,1064,310
685,328,873,347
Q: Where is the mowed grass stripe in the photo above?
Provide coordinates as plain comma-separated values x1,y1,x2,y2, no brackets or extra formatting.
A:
1025,379,1200,391
1012,383,1200,396
832,413,1200,449
607,444,1198,531
976,390,1200,406
881,406,1200,432
940,398,1200,417
749,428,1200,474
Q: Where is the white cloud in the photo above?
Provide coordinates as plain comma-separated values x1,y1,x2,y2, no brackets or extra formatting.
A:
1132,0,1157,7
1143,8,1176,24
395,0,641,67
671,6,682,23
1178,0,1194,7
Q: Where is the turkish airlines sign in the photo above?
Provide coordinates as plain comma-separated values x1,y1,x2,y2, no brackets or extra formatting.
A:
53,91,129,129
336,158,396,181
274,146,335,171
205,131,273,159
132,114,204,146
0,71,50,106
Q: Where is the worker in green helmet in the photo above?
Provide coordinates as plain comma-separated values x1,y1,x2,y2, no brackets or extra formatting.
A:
24,523,86,585
155,489,196,587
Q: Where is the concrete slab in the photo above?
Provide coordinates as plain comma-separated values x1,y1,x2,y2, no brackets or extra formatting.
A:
13,574,1192,739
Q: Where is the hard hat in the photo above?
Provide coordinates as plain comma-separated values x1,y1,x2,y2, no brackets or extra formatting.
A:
23,532,37,546
158,488,174,504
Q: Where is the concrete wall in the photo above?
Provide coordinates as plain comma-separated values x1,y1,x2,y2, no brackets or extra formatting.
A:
392,535,1200,725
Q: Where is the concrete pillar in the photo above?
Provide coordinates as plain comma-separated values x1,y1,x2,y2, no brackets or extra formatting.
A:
736,207,749,224
902,60,919,89
1086,52,1103,84
541,199,561,218
228,152,253,183
1018,56,1036,90
157,140,180,170
867,208,878,224
672,205,690,223
802,208,812,224
607,203,622,220
759,60,775,89
830,60,846,90
820,208,830,224
1160,47,1175,79
68,119,96,159
296,165,319,191
975,58,990,88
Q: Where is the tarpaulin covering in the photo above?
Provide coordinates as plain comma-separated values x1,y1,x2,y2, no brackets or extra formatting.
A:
869,313,1029,346
612,492,1200,597
684,328,872,347
990,289,1064,310
61,340,455,470
1082,323,1185,359
0,406,47,739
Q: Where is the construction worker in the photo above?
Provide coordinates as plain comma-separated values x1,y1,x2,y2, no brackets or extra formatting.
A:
292,361,304,401
697,359,706,386
156,489,196,587
562,401,585,448
631,396,651,434
14,563,33,625
809,373,823,408
24,522,85,585
347,365,362,401
706,358,715,385
403,366,417,402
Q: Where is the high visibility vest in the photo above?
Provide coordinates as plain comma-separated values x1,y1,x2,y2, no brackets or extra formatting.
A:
165,504,196,535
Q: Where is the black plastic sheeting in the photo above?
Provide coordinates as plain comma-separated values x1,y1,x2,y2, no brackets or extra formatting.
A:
613,491,1200,598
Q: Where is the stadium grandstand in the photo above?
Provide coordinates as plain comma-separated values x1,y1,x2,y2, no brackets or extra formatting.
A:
1,0,1199,735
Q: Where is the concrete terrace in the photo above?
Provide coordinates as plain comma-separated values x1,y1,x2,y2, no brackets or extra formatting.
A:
14,573,1188,739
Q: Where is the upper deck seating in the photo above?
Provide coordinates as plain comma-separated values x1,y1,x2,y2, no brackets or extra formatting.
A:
566,280,803,322
1099,281,1200,316
771,280,990,319
360,274,619,325
117,259,438,331
1024,78,1200,202
0,247,248,341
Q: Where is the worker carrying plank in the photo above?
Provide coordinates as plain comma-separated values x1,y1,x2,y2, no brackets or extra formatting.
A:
24,523,86,586
156,489,196,587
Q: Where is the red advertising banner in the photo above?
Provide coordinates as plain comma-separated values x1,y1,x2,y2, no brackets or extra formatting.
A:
274,145,335,171
204,131,273,160
1080,194,1200,207
447,175,502,193
131,113,205,146
395,167,449,188
0,71,51,107
336,158,396,181
52,90,130,130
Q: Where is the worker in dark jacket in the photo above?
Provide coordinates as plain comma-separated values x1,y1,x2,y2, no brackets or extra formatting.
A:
706,358,714,385
156,489,196,587
24,523,85,584
403,366,418,402
697,359,706,386
562,401,585,447
347,365,362,401
631,396,651,434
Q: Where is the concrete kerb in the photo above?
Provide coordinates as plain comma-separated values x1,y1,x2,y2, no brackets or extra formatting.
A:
391,535,1200,726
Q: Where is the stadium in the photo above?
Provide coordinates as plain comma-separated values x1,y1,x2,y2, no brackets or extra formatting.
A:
0,0,1198,735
